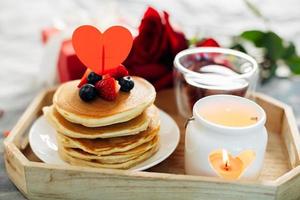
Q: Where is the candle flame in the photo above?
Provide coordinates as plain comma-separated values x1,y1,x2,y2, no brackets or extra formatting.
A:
222,149,230,170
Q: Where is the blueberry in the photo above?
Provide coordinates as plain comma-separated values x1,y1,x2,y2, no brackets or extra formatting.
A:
79,84,97,102
118,76,134,92
87,72,102,85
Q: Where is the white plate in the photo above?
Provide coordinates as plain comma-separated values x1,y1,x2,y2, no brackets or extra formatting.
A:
29,110,180,171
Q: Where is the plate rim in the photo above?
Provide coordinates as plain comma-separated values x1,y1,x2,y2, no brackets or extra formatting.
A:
29,109,180,171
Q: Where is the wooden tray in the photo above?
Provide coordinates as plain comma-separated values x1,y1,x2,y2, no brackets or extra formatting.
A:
4,89,300,200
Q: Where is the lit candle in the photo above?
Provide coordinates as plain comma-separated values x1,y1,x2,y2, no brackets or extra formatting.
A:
208,149,255,180
185,95,267,180
222,149,230,170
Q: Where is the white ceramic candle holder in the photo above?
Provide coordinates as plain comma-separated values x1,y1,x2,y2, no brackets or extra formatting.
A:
185,95,267,180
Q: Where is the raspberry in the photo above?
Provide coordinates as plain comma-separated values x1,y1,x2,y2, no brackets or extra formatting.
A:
109,65,129,79
77,69,92,88
78,76,88,88
95,77,119,101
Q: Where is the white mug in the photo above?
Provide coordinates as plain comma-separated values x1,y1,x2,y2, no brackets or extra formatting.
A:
185,95,267,180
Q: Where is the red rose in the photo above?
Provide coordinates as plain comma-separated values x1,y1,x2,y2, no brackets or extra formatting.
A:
196,38,220,47
195,38,232,68
124,7,188,90
164,11,187,57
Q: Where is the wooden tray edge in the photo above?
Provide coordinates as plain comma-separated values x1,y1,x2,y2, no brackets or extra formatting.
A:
3,89,300,200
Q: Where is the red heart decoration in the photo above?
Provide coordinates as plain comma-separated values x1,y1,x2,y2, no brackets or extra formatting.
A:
72,25,133,75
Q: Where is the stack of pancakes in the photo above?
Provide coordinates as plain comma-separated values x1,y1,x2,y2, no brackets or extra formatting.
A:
43,77,160,169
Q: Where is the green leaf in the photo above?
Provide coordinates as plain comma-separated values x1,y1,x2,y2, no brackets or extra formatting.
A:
188,37,199,46
241,31,285,60
285,56,300,74
240,30,265,46
261,31,284,60
282,42,296,59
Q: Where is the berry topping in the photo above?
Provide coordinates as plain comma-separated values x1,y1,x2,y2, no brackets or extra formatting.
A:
95,77,119,101
118,76,134,92
77,69,92,88
79,84,97,102
78,76,88,88
87,72,102,85
110,65,129,79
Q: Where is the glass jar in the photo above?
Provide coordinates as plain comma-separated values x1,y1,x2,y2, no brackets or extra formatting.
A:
174,47,259,118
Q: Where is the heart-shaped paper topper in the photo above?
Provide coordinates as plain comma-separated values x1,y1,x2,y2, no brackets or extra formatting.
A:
72,25,133,75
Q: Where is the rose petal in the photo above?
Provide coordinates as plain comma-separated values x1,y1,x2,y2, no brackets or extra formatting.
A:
125,7,188,88
164,11,188,56
125,7,166,66
196,38,220,47
153,72,174,91
129,63,169,80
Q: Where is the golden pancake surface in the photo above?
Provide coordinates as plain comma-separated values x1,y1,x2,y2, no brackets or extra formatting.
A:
56,111,160,156
58,135,159,164
53,77,156,127
58,142,159,169
43,105,158,139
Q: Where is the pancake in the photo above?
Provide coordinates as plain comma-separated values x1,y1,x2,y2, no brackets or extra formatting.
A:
58,135,159,164
53,77,156,127
43,105,158,139
56,116,160,156
59,142,159,169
